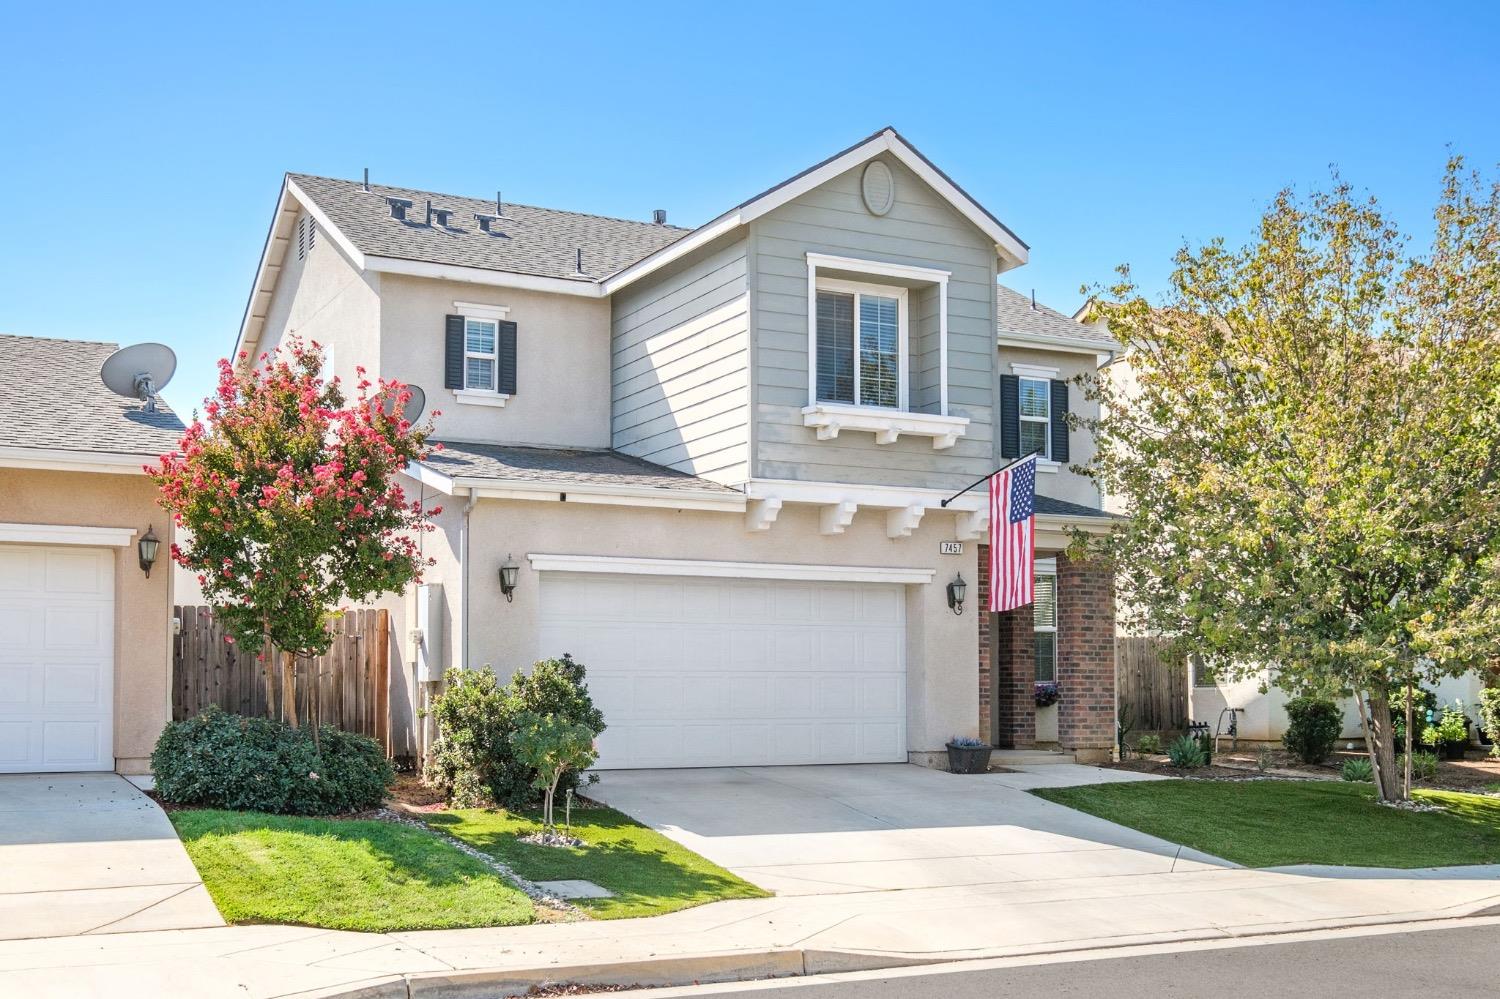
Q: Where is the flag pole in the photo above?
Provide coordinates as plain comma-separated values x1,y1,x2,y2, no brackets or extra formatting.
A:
938,451,1039,508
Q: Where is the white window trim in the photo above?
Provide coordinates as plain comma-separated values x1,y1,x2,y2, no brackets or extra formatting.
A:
454,301,512,320
806,252,950,416
462,316,500,393
1017,374,1052,461
814,276,910,410
453,389,510,408
1034,559,1058,684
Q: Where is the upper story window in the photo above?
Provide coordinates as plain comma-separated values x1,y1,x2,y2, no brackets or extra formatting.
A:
1018,376,1051,459
814,279,907,410
464,317,499,391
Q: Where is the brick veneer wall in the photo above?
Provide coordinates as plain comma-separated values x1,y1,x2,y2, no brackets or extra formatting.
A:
1056,554,1117,762
978,543,1036,749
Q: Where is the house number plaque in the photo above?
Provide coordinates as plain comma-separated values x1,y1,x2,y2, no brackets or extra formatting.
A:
939,541,964,555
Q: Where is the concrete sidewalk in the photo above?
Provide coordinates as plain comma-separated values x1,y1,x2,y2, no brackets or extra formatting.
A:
1,764,1497,997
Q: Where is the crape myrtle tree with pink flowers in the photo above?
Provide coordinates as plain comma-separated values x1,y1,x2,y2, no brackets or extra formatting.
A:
152,337,440,727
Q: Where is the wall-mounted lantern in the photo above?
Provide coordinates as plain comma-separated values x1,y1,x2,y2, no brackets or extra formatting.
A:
498,555,519,603
947,573,967,616
138,525,161,577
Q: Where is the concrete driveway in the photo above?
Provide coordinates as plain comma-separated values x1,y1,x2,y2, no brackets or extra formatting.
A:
0,774,222,939
588,762,1226,896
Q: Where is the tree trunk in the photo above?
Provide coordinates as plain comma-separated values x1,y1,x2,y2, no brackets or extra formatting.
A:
1353,688,1386,798
1366,687,1404,802
281,649,299,728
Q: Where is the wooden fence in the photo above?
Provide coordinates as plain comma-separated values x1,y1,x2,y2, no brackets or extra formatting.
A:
1116,636,1188,733
172,606,391,754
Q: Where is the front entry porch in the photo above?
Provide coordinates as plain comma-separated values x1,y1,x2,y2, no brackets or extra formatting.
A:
978,548,1117,763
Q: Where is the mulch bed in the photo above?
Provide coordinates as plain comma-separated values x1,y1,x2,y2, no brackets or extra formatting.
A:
1105,759,1266,780
1106,745,1500,793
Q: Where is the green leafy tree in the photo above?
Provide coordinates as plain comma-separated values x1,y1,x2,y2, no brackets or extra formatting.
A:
152,338,438,726
508,712,598,830
1083,159,1500,801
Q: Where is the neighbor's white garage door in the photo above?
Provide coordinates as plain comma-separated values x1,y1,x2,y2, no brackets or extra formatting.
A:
538,572,906,769
0,544,115,772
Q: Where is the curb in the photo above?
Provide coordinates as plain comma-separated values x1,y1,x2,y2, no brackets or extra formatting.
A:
298,947,946,999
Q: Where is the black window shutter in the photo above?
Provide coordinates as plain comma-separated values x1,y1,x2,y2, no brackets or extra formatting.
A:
999,374,1020,459
1050,379,1070,464
497,320,518,395
444,315,464,390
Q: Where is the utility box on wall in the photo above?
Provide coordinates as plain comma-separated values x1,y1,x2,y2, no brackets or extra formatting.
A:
414,583,445,682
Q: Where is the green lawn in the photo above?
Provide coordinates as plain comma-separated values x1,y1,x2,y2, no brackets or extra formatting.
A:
423,805,768,919
170,810,535,931
1032,780,1500,869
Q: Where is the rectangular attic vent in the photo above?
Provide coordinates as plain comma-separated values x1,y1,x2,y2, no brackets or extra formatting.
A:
385,197,413,220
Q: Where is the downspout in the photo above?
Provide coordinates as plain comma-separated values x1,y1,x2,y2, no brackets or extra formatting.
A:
461,489,477,670
420,488,476,768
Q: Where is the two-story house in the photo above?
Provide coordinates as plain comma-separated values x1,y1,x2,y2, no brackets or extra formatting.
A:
231,127,1120,768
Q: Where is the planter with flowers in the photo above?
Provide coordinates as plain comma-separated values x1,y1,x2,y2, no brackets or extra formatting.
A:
945,736,993,774
1034,682,1061,708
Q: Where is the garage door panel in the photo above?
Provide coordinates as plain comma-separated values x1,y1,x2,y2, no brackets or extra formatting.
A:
538,571,907,769
0,544,115,773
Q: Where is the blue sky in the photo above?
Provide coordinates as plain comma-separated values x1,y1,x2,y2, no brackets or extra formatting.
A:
2,1,1497,414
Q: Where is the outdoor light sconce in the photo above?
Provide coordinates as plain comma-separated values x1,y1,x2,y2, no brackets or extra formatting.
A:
498,555,519,603
138,525,160,578
947,573,967,616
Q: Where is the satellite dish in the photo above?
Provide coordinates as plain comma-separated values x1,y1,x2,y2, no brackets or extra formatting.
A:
101,343,176,413
381,383,426,422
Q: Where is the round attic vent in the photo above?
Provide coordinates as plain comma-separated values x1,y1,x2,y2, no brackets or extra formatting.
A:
861,161,895,216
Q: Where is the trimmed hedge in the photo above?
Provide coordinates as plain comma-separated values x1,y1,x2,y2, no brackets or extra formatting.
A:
428,654,606,809
1283,696,1342,765
152,706,392,815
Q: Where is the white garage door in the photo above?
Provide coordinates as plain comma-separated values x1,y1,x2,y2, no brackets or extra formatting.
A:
538,571,906,769
0,545,115,772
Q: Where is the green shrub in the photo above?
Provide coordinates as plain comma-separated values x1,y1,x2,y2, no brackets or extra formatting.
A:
1282,696,1342,765
1167,734,1208,768
428,654,606,809
1390,685,1437,747
1401,750,1440,781
1340,757,1374,782
1479,689,1500,758
152,706,392,815
1134,733,1163,755
1422,704,1470,748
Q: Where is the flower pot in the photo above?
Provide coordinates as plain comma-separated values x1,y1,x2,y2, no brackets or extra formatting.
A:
1479,727,1493,747
1441,741,1468,761
946,742,993,774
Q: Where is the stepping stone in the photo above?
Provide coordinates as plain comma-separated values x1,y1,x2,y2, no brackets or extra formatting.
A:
536,879,613,899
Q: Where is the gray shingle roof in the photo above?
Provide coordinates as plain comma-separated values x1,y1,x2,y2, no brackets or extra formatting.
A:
0,334,186,457
422,441,741,495
1035,494,1114,519
997,285,1118,350
289,174,691,283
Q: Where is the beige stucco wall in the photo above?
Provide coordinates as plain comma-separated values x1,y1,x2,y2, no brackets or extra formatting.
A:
252,215,382,391
0,468,172,774
379,274,612,448
398,491,980,756
998,345,1105,509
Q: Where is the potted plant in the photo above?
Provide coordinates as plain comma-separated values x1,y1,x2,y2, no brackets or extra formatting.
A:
1422,704,1471,761
1034,681,1061,708
946,736,993,774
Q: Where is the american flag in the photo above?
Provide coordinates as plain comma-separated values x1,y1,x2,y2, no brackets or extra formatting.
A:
988,454,1038,612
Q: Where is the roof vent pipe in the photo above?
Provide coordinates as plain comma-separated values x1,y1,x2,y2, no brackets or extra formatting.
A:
652,209,667,225
362,167,370,192
575,247,584,274
425,199,433,226
1031,289,1037,310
